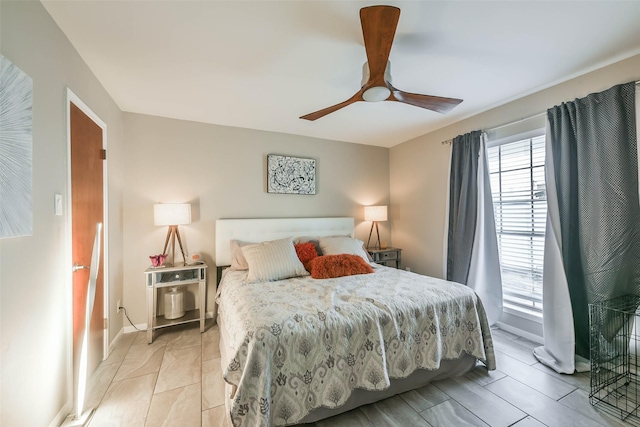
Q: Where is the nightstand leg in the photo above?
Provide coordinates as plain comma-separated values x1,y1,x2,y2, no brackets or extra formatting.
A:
199,279,206,332
146,286,154,344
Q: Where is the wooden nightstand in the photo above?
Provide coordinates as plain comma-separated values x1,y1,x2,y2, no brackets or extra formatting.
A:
367,247,402,269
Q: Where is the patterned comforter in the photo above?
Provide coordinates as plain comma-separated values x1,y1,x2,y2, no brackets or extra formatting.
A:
216,266,496,426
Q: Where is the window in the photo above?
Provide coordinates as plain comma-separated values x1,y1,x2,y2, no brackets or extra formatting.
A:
487,134,546,316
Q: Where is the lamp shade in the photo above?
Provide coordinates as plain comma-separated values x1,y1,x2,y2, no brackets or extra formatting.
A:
154,203,191,226
364,205,387,222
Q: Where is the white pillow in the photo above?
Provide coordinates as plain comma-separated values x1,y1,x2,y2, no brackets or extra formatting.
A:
318,237,371,264
241,237,309,283
229,240,253,270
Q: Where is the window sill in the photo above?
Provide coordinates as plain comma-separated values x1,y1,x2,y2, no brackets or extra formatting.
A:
503,304,543,324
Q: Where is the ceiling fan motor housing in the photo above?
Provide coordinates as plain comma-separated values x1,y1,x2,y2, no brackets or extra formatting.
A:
361,61,392,102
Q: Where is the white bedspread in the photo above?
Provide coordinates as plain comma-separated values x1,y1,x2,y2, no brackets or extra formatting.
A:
216,266,496,426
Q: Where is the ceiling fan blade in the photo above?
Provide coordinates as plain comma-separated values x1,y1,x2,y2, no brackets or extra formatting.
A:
390,86,463,114
301,6,461,121
300,91,364,121
360,6,400,84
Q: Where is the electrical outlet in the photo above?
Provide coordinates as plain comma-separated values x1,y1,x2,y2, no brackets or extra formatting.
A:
117,300,121,313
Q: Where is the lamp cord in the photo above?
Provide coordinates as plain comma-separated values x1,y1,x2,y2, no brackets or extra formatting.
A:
120,306,143,331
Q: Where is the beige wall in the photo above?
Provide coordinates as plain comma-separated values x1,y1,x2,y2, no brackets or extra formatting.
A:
0,1,125,425
390,53,640,334
121,113,390,326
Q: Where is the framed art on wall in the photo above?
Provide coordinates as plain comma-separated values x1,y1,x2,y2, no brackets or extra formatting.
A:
0,54,33,238
267,154,316,195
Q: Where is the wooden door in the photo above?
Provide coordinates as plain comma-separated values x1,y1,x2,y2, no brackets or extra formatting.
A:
70,102,105,385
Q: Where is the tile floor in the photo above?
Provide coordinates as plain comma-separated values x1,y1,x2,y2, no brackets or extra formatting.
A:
84,324,633,427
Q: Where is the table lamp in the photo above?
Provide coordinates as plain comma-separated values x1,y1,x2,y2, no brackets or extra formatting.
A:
154,203,191,266
364,205,387,249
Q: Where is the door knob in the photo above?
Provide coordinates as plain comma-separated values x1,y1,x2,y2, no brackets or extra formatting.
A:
72,263,89,272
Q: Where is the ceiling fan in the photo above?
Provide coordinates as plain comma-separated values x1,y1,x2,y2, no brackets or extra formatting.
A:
300,5,463,121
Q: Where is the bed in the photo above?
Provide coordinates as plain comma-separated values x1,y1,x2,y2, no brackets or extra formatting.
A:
215,217,495,426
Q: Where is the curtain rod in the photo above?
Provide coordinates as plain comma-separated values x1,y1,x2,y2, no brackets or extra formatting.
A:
484,111,546,133
442,80,640,145
442,111,545,145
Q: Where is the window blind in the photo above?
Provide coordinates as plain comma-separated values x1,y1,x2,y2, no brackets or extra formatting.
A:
487,135,546,314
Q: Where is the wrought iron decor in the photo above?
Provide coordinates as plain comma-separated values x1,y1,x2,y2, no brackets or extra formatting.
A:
0,54,33,238
267,154,316,195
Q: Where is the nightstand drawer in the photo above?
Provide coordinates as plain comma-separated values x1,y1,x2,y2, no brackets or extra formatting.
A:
159,269,198,283
378,251,397,261
367,247,402,269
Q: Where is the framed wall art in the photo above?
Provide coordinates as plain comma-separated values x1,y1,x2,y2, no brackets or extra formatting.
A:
0,54,33,238
267,154,316,195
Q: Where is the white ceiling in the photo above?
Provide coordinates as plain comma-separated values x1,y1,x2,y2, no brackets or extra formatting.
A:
42,1,640,148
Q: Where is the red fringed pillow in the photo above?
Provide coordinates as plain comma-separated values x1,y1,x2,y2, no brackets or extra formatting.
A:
309,254,374,279
294,242,318,271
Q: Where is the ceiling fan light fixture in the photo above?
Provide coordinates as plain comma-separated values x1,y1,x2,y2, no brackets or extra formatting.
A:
363,86,391,102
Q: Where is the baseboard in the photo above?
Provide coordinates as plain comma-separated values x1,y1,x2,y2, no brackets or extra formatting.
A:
124,323,147,334
108,327,124,354
49,401,72,427
495,321,544,344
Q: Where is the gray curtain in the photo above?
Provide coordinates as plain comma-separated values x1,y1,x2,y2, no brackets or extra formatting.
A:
447,130,482,283
547,82,640,359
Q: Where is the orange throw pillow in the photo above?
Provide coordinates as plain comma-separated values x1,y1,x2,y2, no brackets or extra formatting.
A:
309,254,374,279
294,242,318,271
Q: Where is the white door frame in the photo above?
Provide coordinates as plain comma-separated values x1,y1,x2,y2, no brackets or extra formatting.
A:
65,88,110,405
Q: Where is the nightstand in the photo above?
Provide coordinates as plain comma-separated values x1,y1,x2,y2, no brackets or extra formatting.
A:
145,263,207,344
367,247,402,269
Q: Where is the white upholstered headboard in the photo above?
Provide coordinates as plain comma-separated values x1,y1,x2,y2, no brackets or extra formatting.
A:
215,217,354,267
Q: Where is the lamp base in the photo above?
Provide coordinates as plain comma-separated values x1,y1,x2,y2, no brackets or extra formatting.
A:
61,408,95,427
366,221,382,250
162,225,188,266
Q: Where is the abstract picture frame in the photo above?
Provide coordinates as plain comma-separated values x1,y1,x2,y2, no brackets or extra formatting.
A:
0,54,33,238
267,154,316,195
